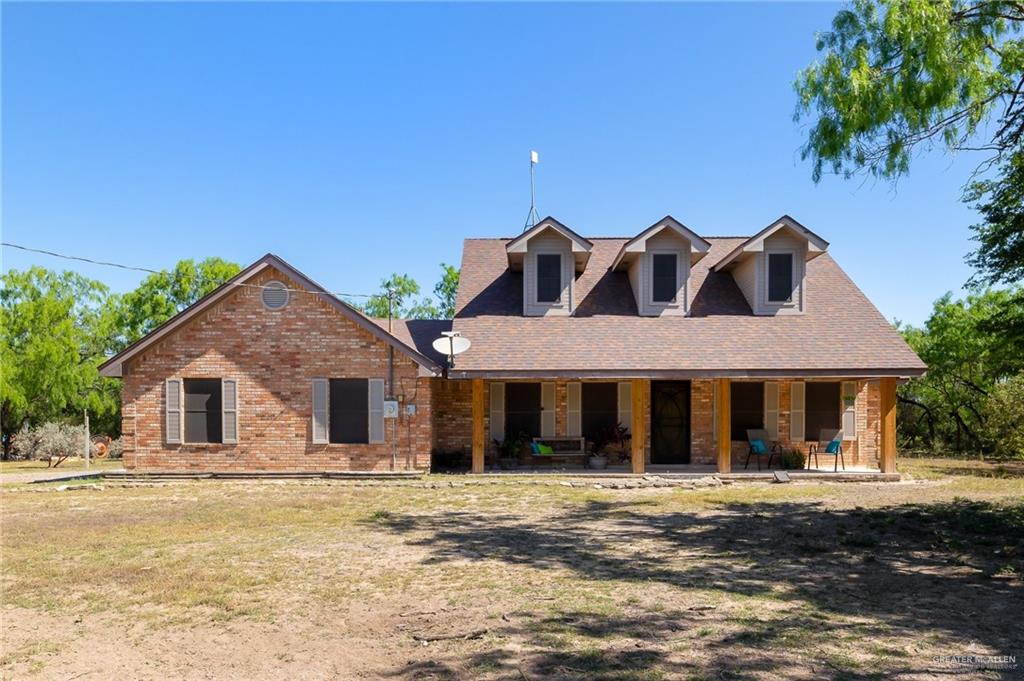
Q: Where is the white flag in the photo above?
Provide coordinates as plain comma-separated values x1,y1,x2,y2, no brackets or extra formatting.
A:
530,150,539,164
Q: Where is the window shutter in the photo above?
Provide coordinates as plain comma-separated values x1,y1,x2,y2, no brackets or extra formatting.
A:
312,378,329,444
368,379,385,444
222,379,238,444
790,381,805,442
842,381,857,441
566,382,581,437
764,382,779,440
165,379,182,444
489,382,505,442
617,382,632,429
541,382,556,437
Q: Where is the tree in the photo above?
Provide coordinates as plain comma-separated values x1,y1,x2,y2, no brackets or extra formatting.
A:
363,273,441,320
795,0,1024,281
897,287,1024,454
434,263,460,319
113,257,240,348
982,373,1024,459
0,268,117,458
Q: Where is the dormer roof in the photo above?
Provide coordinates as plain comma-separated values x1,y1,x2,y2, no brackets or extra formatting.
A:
713,215,828,272
610,215,712,271
505,216,593,272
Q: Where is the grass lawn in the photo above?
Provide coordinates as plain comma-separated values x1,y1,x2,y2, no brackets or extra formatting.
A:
1,458,1021,680
0,457,123,474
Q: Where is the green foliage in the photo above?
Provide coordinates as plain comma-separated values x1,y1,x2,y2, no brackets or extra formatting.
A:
0,268,118,455
796,0,1023,181
113,257,240,348
982,373,1024,459
363,264,460,320
898,287,1024,455
797,1,1024,284
780,449,807,470
965,149,1024,285
11,422,87,467
434,263,460,319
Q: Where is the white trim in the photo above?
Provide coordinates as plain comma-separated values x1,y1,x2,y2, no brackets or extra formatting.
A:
368,379,385,444
764,249,797,305
165,378,182,445
533,251,565,305
489,382,505,442
841,381,857,441
790,381,805,442
648,249,681,305
541,382,556,437
566,382,581,437
221,378,238,444
311,378,329,445
764,382,779,440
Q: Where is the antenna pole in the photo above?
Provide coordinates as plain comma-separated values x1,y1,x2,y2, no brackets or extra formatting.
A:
524,151,540,231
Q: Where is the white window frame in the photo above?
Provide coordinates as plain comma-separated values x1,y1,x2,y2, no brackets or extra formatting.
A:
764,248,797,305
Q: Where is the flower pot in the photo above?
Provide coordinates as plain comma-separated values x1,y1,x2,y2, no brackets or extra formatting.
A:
588,455,608,470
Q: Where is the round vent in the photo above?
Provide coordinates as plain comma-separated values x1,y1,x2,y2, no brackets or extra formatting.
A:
261,280,289,310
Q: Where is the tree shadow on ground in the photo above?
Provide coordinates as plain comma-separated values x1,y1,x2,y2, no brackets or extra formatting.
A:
378,497,1023,680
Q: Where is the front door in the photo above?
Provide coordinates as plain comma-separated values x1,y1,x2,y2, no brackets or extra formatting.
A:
651,381,691,464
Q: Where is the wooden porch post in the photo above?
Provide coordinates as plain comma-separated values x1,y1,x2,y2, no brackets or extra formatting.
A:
879,377,897,474
471,378,485,474
631,379,646,474
716,378,731,474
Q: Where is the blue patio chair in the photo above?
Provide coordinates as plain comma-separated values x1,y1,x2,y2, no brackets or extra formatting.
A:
808,428,845,471
744,429,778,470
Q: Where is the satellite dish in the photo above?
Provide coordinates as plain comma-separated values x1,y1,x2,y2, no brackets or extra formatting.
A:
432,332,471,368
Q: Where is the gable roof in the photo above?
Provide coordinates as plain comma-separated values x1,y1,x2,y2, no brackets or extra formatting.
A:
713,215,829,272
610,215,713,271
505,216,594,272
450,237,925,378
98,253,443,378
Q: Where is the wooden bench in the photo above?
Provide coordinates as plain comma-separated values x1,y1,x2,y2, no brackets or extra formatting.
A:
531,436,587,460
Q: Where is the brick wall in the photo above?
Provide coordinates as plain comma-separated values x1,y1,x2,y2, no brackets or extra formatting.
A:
121,266,434,472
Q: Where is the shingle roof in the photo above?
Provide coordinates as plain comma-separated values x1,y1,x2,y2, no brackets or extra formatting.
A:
372,318,452,367
450,237,926,377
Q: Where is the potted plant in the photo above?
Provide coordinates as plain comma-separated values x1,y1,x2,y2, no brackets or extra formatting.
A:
494,432,526,470
588,423,630,469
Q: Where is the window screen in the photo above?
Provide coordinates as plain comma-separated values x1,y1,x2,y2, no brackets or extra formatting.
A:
805,382,840,441
652,253,677,303
184,378,222,443
582,383,619,441
505,382,542,439
730,382,764,441
768,253,794,302
536,254,562,303
329,379,369,444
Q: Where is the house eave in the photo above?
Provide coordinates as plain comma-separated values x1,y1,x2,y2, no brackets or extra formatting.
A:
447,367,927,380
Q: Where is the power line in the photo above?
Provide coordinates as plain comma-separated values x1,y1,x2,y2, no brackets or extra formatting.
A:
1,241,377,300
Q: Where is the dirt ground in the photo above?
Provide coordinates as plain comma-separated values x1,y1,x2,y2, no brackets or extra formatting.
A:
1,458,1021,680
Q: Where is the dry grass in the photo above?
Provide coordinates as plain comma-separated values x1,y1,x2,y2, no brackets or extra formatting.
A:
1,458,1021,680
0,458,122,474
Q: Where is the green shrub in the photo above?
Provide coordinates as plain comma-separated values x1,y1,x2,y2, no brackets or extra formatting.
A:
982,373,1024,460
780,449,806,470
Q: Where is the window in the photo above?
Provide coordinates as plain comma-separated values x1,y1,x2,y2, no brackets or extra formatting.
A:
805,382,840,441
730,381,763,441
582,383,619,441
536,253,562,303
184,379,222,443
767,252,794,303
652,253,678,303
329,379,368,444
505,382,542,439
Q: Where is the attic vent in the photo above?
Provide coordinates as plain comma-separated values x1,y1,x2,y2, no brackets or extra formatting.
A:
261,281,289,310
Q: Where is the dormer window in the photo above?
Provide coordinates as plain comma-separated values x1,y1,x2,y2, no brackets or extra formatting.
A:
536,253,562,303
767,252,794,303
651,253,678,303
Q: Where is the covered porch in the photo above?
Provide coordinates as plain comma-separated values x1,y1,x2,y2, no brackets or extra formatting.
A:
466,377,900,476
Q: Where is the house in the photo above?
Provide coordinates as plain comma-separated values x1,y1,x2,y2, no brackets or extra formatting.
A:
99,215,926,474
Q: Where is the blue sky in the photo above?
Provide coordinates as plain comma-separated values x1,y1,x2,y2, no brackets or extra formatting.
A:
2,2,985,325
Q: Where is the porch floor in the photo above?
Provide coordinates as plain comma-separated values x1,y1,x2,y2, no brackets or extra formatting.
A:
478,464,891,480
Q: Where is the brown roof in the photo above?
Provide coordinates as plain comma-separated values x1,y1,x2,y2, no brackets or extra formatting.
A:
450,237,926,378
372,318,452,367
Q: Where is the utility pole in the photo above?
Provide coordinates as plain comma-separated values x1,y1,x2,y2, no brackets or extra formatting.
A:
84,409,90,470
523,150,540,231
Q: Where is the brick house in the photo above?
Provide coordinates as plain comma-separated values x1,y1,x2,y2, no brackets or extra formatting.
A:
100,215,926,474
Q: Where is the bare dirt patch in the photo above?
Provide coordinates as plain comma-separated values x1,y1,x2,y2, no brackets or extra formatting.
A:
2,460,1021,680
